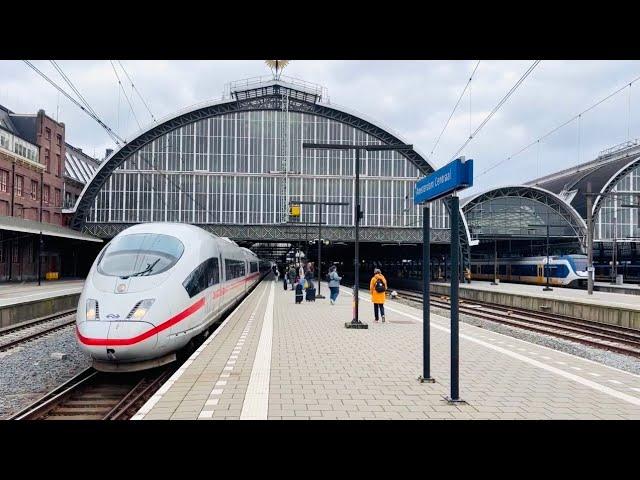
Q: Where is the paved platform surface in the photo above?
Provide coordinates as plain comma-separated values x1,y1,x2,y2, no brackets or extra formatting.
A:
0,280,84,307
434,280,640,310
134,277,640,420
595,281,640,290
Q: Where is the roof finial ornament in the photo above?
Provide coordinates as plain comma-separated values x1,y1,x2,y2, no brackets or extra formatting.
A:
265,60,290,80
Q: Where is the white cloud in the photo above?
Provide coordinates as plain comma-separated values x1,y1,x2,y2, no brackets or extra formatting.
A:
3,59,640,195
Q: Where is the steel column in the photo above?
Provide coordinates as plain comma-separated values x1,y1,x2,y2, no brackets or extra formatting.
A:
419,203,435,383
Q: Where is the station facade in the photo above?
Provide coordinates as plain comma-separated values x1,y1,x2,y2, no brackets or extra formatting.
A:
60,76,640,285
68,76,458,271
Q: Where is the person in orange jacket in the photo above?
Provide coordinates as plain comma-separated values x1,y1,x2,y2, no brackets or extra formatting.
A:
369,268,388,323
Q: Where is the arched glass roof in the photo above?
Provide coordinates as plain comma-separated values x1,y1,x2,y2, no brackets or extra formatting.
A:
461,186,587,250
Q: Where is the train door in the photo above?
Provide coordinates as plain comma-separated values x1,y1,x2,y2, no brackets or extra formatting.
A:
537,264,543,284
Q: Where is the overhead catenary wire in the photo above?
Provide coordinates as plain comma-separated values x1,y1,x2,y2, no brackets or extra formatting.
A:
476,72,640,181
25,60,206,220
109,60,142,130
48,60,123,148
117,60,157,123
429,60,481,162
50,61,101,120
23,60,124,146
449,60,541,162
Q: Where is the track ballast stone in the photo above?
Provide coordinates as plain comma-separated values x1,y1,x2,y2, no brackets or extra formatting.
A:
0,326,91,419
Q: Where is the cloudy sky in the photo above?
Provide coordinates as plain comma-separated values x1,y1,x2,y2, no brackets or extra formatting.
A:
2,60,640,195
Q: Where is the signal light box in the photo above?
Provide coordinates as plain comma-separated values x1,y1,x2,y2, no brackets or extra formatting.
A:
414,157,474,204
289,204,301,217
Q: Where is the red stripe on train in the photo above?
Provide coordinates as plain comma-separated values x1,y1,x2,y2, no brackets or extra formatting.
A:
76,297,206,346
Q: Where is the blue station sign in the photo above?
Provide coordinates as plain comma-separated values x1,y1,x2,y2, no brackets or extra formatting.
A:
414,158,474,204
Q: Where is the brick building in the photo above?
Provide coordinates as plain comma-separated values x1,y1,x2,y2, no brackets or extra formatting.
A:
0,104,102,281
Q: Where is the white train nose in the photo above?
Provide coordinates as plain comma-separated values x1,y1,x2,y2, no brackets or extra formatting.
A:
77,320,158,362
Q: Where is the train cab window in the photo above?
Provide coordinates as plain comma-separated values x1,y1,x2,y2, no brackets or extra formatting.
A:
183,258,220,298
97,233,184,278
225,259,246,280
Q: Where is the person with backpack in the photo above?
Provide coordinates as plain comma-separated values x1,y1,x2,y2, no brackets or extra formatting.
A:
369,268,388,323
327,265,342,305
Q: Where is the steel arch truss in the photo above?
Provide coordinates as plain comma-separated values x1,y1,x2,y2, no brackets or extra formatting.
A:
593,156,640,221
70,92,432,230
461,186,587,251
82,222,451,244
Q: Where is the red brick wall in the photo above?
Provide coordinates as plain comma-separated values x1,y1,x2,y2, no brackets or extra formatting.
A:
36,111,66,225
0,150,45,220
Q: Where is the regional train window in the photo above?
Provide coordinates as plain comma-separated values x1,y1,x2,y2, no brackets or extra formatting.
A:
224,259,246,280
183,258,220,298
97,233,184,278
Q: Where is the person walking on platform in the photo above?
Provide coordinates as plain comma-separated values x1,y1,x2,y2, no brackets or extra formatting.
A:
369,268,388,322
304,268,315,302
288,265,296,290
328,265,342,305
282,265,288,291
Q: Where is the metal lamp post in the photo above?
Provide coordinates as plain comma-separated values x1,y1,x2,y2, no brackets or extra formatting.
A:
302,142,413,329
528,221,567,292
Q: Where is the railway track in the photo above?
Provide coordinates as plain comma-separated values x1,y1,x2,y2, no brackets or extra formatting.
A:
0,309,77,352
10,365,175,420
395,289,640,357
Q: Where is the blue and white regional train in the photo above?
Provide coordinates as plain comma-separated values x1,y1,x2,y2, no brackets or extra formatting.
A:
470,254,589,287
76,223,266,372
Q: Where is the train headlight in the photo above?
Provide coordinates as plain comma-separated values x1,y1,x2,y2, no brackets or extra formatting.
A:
127,299,155,320
86,299,99,321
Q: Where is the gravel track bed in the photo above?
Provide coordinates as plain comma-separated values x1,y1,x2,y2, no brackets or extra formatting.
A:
394,298,640,375
0,326,91,419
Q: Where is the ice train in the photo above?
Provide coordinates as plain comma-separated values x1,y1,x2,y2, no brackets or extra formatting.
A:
76,222,267,372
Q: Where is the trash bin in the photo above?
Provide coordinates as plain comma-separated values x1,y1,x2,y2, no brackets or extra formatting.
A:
616,274,624,285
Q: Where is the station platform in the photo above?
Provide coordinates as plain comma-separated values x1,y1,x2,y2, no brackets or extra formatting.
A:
594,281,640,296
0,280,84,328
133,277,640,420
430,280,640,330
0,280,84,307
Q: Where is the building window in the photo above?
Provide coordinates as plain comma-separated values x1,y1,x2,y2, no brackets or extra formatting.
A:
55,188,61,207
0,170,7,192
12,242,19,263
45,127,51,140
43,185,50,204
45,149,50,172
56,134,62,146
16,176,23,196
31,180,38,200
56,154,61,176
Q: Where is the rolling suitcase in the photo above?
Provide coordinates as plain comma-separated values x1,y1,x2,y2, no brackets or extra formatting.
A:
305,287,316,302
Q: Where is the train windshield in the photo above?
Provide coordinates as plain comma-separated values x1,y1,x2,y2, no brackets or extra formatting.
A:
97,233,185,278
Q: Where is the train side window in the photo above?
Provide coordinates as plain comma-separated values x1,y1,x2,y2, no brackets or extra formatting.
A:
224,258,246,280
250,261,258,273
183,258,220,298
